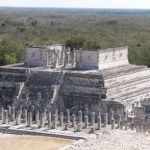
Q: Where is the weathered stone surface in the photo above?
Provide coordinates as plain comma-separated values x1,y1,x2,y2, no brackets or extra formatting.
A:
0,46,150,121
84,115,88,129
16,113,21,125
48,111,52,129
0,107,4,120
111,119,115,129
97,115,102,130
39,113,45,128
52,114,57,129
91,112,95,126
78,111,82,125
104,113,108,127
35,109,40,125
11,107,16,121
3,110,8,124
72,114,76,127
59,112,63,126
66,109,70,123
28,112,33,127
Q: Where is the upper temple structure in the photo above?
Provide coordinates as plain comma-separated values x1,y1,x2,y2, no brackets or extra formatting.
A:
76,46,129,70
0,44,150,116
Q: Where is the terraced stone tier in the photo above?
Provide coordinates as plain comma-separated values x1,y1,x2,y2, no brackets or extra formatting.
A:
106,76,150,97
100,65,147,79
26,71,62,86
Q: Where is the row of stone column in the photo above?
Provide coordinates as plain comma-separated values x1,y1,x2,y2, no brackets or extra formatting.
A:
0,106,129,132
0,107,118,129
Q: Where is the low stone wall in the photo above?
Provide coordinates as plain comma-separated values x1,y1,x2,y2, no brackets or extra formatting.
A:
0,127,86,140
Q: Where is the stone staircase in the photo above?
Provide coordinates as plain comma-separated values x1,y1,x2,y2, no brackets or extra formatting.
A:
101,65,147,79
106,76,150,97
102,64,150,107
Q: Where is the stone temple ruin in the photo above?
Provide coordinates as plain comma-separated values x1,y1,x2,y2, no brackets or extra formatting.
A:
0,44,150,134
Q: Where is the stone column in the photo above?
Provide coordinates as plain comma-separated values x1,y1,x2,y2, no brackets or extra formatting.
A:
67,48,71,65
39,113,45,128
35,109,39,125
123,111,127,121
117,115,121,129
64,123,69,130
3,110,8,124
55,109,58,121
52,114,57,129
48,111,51,129
0,106,4,121
8,105,11,117
84,115,88,129
97,115,102,130
78,111,82,125
130,122,135,130
104,113,108,127
90,127,95,133
77,124,82,132
66,109,70,124
59,112,63,126
111,119,115,129
64,49,67,67
28,112,33,127
84,107,88,116
124,121,128,130
72,114,76,127
98,109,101,116
132,104,135,116
91,112,95,126
54,50,58,68
61,46,64,66
16,113,21,125
45,90,50,106
111,110,114,120
18,106,23,117
43,108,47,121
23,109,27,124
73,49,76,67
11,107,16,121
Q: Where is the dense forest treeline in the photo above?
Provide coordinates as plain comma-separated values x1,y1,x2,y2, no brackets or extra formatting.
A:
0,8,150,66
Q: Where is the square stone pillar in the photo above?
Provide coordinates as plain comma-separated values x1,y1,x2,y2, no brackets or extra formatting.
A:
3,110,9,124
0,106,4,121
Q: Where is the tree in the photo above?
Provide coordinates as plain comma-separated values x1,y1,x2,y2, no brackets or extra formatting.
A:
1,54,16,65
65,35,86,51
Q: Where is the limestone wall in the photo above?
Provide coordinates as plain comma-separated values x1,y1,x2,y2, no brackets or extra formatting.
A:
61,72,106,100
61,84,106,96
122,91,150,111
98,46,129,69
76,51,99,70
63,76,104,87
75,46,129,70
26,47,48,67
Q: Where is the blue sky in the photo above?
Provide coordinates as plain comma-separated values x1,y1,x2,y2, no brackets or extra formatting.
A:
0,0,150,9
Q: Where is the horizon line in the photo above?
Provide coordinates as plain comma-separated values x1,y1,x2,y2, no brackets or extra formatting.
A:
0,6,150,10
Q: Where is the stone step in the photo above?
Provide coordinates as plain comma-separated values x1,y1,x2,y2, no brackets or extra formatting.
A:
102,65,147,79
104,68,150,87
106,75,150,88
109,86,150,102
107,76,150,95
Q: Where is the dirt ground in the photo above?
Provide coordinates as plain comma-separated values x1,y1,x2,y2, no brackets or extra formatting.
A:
0,134,73,150
0,129,150,150
67,130,150,150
